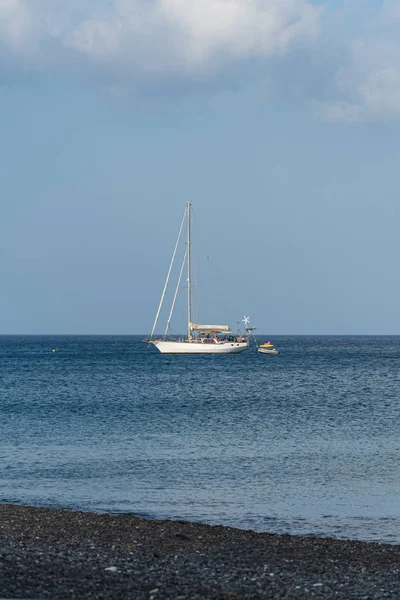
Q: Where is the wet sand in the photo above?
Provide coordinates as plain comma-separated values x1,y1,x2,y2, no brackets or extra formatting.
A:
0,504,399,599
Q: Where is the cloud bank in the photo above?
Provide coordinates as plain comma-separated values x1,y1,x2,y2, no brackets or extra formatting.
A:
0,0,320,77
1,0,400,122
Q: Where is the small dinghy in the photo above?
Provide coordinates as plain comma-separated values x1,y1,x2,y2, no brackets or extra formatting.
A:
258,341,280,355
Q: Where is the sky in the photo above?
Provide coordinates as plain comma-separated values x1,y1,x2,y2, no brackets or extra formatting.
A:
1,0,400,335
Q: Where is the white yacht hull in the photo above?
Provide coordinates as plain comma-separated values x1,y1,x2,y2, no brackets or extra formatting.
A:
153,340,249,354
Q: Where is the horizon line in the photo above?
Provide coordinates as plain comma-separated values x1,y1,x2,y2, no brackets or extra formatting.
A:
1,333,400,337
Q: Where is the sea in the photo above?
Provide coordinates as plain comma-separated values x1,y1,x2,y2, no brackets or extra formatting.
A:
1,335,400,544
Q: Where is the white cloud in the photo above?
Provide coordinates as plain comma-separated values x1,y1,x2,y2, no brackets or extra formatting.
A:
318,40,400,123
317,2,400,123
0,0,321,79
0,0,35,52
380,0,400,23
3,1,400,124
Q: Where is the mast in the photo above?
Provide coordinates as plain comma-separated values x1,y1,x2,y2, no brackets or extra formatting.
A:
187,202,192,340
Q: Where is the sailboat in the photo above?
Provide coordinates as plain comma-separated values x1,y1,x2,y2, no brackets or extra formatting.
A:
148,203,251,354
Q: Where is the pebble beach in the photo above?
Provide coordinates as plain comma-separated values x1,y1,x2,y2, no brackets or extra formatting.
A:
1,504,400,599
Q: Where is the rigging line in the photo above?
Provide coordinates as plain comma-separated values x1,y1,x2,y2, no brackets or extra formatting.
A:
149,206,187,340
164,246,188,339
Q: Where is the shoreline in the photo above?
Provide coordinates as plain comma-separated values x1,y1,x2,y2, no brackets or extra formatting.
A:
1,504,400,599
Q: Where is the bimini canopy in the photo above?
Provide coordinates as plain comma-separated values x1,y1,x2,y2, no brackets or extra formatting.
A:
189,322,232,334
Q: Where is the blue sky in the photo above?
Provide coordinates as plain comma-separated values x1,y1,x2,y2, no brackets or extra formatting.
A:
1,0,400,334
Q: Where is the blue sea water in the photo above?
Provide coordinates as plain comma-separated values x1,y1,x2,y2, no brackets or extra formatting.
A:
1,335,400,544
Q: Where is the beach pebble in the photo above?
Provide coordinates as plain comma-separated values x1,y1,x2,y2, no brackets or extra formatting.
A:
1,504,400,600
